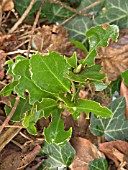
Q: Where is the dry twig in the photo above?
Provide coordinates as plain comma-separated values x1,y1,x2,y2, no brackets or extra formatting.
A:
0,96,20,134
8,0,36,34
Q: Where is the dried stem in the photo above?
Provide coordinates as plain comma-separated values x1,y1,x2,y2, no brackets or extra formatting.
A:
8,0,36,34
0,96,20,134
27,3,42,58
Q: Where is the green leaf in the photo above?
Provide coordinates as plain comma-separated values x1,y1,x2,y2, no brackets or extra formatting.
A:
35,98,58,118
90,97,128,141
94,82,107,91
68,65,105,83
44,109,72,145
89,158,108,170
64,52,77,68
70,39,87,52
30,52,71,94
63,0,105,43
80,25,119,66
39,141,75,170
23,109,43,135
122,70,128,86
0,81,18,96
14,0,42,18
95,0,128,29
66,98,112,118
41,2,74,22
5,98,32,121
13,58,52,104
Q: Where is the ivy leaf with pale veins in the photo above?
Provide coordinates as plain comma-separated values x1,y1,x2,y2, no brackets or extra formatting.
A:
39,141,75,170
30,52,71,94
13,58,52,104
35,98,58,118
90,97,128,141
89,158,108,170
5,97,32,121
80,25,119,66
63,0,105,43
41,2,74,22
95,0,128,29
44,109,72,145
66,98,112,118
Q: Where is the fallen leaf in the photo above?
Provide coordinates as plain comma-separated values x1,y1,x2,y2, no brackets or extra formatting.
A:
97,29,128,82
0,51,6,80
70,137,105,170
99,140,128,169
0,0,14,12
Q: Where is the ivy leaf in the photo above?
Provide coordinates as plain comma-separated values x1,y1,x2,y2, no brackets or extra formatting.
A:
0,81,18,96
5,98,32,121
14,0,42,18
44,109,72,145
68,65,105,83
122,70,128,86
41,2,74,22
70,39,87,51
13,58,52,104
30,52,71,94
35,98,58,118
39,141,75,170
23,109,43,135
66,98,112,118
89,158,108,170
90,97,128,141
63,0,104,43
95,0,128,29
64,52,77,69
80,25,119,66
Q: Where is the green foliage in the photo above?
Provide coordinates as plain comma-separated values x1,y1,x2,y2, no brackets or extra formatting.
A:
39,141,75,169
89,158,108,170
90,97,128,141
1,25,119,145
95,0,128,29
122,70,128,86
14,0,42,18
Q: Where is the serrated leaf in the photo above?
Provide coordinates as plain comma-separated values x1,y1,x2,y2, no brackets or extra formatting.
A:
44,109,72,145
42,2,74,22
35,98,58,118
89,158,108,170
67,65,105,83
39,141,75,170
63,0,104,43
30,52,71,94
122,70,128,86
64,52,77,68
13,58,52,104
80,25,119,66
23,109,43,135
66,98,112,118
90,97,128,141
5,98,32,121
14,0,42,18
0,81,18,96
95,0,128,29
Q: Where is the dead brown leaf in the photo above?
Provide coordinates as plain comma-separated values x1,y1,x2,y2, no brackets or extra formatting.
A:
97,29,128,82
69,137,105,170
0,0,14,12
99,140,128,169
